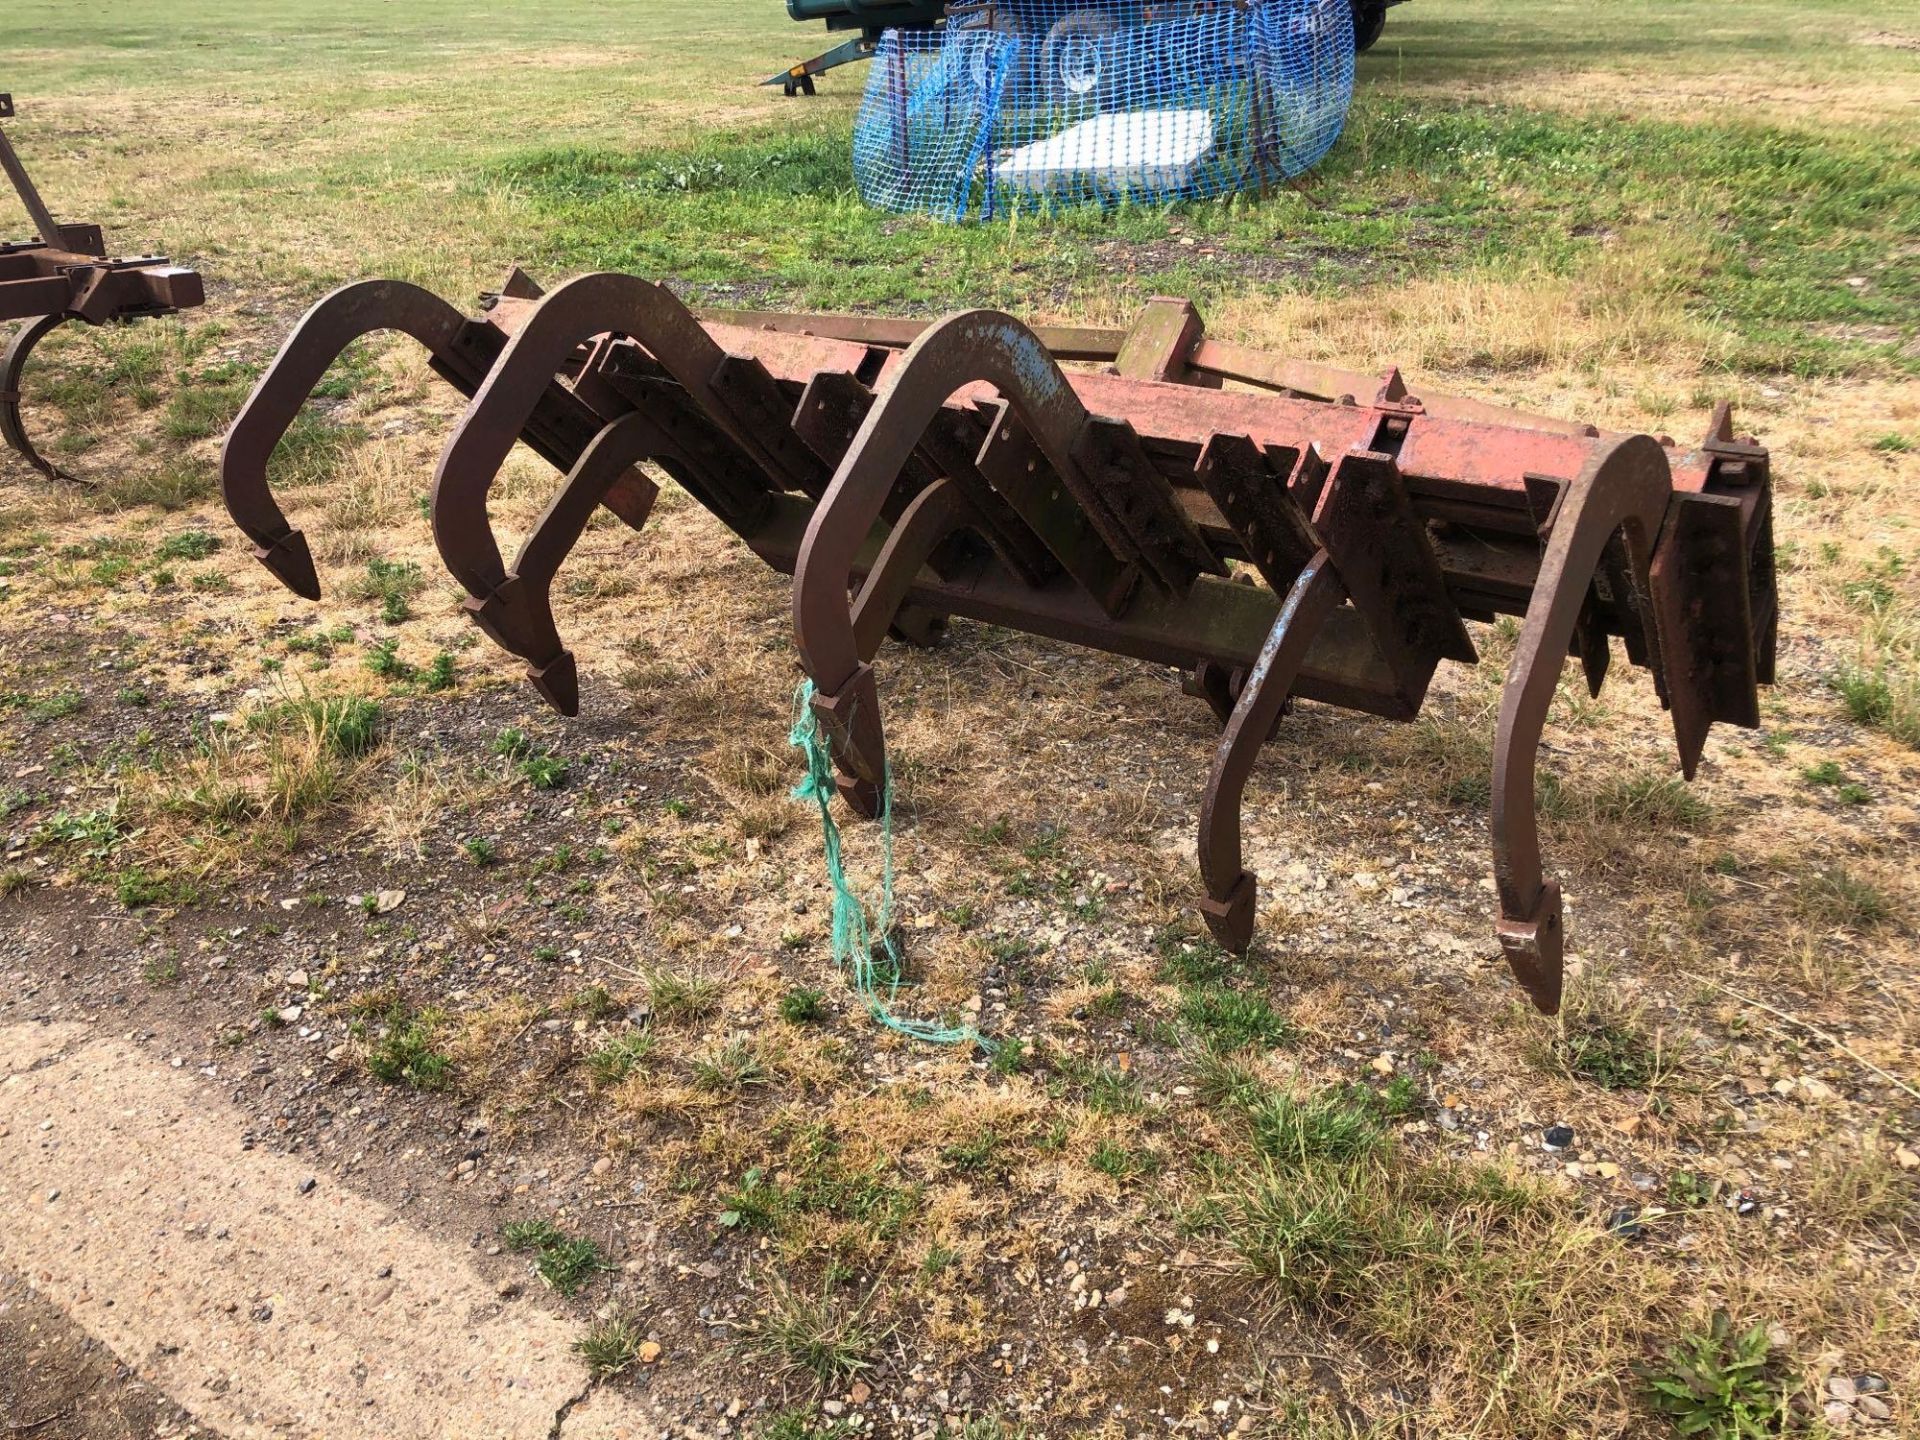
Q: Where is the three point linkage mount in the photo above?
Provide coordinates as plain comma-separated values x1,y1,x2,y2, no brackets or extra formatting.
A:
220,270,1777,1015
1,93,205,480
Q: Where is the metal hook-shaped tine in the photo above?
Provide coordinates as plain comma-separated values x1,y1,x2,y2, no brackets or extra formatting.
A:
220,280,473,600
793,309,1109,818
432,271,778,609
0,312,76,481
1491,433,1674,1013
849,476,974,663
461,411,661,717
1195,552,1345,951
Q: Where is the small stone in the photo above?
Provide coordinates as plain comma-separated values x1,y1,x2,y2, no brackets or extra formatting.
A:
375,888,405,914
1825,1402,1853,1429
1828,1376,1858,1403
1606,1206,1643,1241
1894,1148,1919,1171
1543,1124,1575,1150
298,1177,317,1195
1369,1055,1395,1076
1858,1396,1890,1421
278,1005,303,1024
1613,1114,1644,1137
822,1401,846,1418
1594,1162,1621,1180
1858,1375,1888,1394
639,1340,662,1364
849,1382,871,1404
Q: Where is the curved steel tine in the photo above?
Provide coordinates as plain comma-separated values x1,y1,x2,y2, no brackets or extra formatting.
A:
1195,553,1344,951
1,313,78,482
850,477,971,663
1491,434,1674,1013
792,310,1100,818
220,280,472,601
462,411,660,717
431,270,797,608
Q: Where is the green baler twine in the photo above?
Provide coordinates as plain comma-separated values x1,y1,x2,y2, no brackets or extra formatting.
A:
788,680,987,1051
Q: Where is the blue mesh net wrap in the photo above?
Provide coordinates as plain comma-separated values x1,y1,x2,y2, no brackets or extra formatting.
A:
852,0,1355,222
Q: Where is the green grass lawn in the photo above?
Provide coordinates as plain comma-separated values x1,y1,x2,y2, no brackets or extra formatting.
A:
6,0,1915,375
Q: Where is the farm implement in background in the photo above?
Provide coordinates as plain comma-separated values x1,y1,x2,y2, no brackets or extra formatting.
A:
769,0,1406,97
221,271,1776,1016
0,94,204,481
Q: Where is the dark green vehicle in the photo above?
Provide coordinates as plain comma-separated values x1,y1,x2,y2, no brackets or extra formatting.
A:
767,0,1402,94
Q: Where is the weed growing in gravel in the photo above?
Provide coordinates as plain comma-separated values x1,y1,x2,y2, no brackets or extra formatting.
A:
1090,1140,1160,1183
646,965,722,1022
365,638,411,680
353,557,424,624
502,1219,609,1296
1797,864,1894,930
10,687,85,722
519,751,569,789
750,1275,886,1386
142,953,181,986
571,985,617,1018
693,1037,771,1093
587,1029,656,1085
1179,986,1296,1052
1638,1311,1796,1439
462,836,498,866
574,1315,648,1378
267,695,383,759
1073,1059,1145,1116
359,1001,451,1090
33,806,125,859
1556,1016,1665,1091
758,1408,857,1440
115,867,197,908
491,726,570,786
719,1130,920,1251
1588,772,1712,829
154,531,221,562
779,986,826,1023
1244,1087,1388,1169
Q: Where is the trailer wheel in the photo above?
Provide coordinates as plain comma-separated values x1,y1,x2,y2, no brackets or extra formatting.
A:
954,7,1024,95
1352,0,1388,52
1042,9,1120,105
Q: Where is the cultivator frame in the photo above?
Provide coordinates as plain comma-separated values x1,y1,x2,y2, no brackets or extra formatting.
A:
221,270,1775,1014
0,94,205,480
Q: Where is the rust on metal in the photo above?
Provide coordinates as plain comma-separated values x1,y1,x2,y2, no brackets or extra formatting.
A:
1,95,205,480
218,271,1779,1015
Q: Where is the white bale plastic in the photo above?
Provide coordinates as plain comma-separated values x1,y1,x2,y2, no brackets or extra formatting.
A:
995,108,1217,196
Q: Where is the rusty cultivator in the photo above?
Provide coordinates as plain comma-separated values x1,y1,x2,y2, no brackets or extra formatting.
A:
221,270,1776,1014
1,94,204,480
